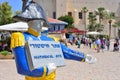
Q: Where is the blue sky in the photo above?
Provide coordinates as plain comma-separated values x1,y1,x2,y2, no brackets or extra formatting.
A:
0,0,31,12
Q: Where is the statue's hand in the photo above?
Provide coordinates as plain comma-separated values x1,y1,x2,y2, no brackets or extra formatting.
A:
85,54,97,64
47,63,56,75
11,32,25,49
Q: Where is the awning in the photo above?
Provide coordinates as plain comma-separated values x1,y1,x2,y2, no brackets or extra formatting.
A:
68,28,86,34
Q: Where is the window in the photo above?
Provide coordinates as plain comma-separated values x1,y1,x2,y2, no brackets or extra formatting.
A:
58,25,61,31
89,12,93,15
68,12,72,16
54,26,55,31
79,12,82,19
53,12,56,19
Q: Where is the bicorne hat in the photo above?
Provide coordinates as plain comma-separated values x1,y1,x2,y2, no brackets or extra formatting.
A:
13,1,50,27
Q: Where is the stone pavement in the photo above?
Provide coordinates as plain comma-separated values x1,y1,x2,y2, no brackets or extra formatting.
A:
0,41,120,80
56,44,120,80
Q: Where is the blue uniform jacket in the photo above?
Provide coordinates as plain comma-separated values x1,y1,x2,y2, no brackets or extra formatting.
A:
12,32,85,77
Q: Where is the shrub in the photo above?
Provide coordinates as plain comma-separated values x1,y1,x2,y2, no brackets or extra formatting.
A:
0,51,10,56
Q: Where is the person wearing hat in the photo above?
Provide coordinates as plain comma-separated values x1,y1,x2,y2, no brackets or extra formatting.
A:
11,1,96,80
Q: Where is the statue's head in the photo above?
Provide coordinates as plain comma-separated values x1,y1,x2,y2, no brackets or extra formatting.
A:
13,1,50,36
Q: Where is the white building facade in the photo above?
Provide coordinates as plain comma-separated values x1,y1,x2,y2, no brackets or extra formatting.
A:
34,0,120,38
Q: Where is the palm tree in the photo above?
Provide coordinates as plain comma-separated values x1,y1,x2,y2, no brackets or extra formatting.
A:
95,23,104,32
88,13,97,31
106,12,115,38
81,7,88,32
113,20,120,38
95,7,105,30
108,20,112,38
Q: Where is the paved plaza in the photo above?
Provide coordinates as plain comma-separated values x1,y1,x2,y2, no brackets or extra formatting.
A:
0,40,120,80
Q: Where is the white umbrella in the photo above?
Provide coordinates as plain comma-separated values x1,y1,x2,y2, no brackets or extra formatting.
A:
0,22,28,31
0,22,48,31
86,31,101,35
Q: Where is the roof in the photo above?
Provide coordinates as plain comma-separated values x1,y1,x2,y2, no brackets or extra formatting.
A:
47,17,68,25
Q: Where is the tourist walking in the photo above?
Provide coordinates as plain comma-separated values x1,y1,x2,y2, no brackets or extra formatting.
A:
100,38,105,52
88,38,92,48
113,38,119,51
77,38,81,48
105,38,110,50
95,37,101,52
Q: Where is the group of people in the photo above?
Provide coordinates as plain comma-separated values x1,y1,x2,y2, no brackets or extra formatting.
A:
95,37,110,52
67,35,119,52
0,41,11,52
95,37,120,52
75,37,92,48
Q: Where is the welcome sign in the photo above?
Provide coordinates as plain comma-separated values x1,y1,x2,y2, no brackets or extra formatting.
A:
25,41,65,71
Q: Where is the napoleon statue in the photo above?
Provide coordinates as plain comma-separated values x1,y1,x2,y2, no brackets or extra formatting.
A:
11,1,96,80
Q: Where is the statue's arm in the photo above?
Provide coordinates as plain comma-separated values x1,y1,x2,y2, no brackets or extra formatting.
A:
60,43,86,62
61,43,97,63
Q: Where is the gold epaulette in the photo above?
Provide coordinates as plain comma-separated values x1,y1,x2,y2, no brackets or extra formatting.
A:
48,35,60,42
10,32,25,49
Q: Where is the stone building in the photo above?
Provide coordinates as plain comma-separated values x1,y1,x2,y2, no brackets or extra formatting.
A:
34,0,120,38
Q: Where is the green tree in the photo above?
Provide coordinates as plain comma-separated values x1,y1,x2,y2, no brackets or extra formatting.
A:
115,20,120,26
95,23,104,32
12,11,22,17
58,15,74,28
81,7,88,31
112,21,120,38
88,12,97,31
105,11,115,38
14,11,22,15
0,2,13,25
95,7,105,30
